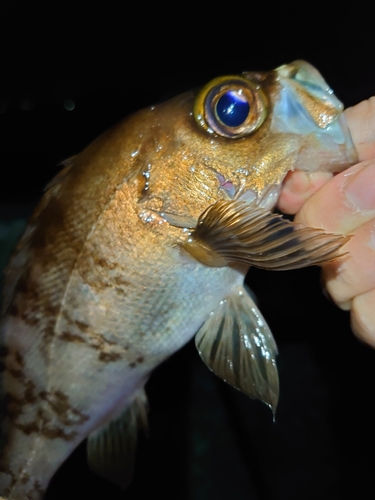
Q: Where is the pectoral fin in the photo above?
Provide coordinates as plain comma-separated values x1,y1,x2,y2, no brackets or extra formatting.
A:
183,200,350,269
195,284,279,412
87,389,148,490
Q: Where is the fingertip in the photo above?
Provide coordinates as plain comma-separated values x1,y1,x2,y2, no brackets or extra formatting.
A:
351,290,375,348
321,256,352,307
278,170,333,215
320,272,352,310
294,161,375,233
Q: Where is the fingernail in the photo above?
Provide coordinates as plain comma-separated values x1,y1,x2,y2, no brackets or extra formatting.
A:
345,162,375,211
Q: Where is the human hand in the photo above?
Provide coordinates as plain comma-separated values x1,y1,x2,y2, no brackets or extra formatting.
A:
278,98,375,346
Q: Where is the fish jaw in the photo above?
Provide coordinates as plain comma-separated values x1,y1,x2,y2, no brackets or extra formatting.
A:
270,60,357,172
293,114,357,172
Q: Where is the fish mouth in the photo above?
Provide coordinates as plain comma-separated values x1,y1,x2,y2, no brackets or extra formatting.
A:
272,60,358,171
294,113,357,172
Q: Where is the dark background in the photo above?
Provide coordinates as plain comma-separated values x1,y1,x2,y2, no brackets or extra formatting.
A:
1,2,375,499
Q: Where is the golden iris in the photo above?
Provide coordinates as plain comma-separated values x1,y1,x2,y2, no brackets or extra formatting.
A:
194,76,267,138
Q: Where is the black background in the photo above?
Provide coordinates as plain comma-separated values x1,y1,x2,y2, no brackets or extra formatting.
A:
1,2,375,499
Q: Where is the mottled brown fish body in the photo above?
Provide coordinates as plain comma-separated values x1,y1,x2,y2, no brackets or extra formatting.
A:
0,112,244,497
0,61,356,499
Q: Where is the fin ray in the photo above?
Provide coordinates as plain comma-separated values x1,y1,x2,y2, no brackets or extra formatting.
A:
87,389,148,490
183,200,349,270
195,285,279,412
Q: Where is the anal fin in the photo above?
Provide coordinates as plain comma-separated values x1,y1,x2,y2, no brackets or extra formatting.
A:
195,284,279,413
87,389,148,490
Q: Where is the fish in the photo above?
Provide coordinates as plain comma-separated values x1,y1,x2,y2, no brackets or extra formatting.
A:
0,60,357,499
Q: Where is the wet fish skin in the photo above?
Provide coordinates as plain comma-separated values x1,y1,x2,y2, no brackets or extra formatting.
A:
0,61,356,499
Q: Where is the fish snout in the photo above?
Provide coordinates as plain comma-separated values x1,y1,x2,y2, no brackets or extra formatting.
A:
272,60,358,171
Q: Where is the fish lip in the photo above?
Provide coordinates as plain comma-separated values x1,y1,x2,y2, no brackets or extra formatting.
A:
275,60,343,116
294,113,358,173
326,113,358,166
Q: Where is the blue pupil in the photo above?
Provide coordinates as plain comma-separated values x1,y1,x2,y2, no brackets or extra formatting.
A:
215,90,250,128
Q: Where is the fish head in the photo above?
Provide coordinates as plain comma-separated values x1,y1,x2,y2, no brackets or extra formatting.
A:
135,60,356,220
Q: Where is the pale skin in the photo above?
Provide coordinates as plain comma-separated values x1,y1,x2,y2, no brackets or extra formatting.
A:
277,97,375,347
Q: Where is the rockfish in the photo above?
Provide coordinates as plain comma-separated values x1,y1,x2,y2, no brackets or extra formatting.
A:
0,61,356,499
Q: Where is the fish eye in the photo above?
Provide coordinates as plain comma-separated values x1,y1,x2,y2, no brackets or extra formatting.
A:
194,76,268,138
216,90,250,127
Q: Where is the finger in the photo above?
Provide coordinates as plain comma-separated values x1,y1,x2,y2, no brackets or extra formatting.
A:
295,161,375,307
321,216,375,307
351,288,375,348
345,97,375,162
295,160,375,234
277,170,333,214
